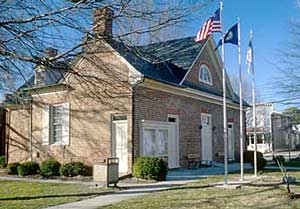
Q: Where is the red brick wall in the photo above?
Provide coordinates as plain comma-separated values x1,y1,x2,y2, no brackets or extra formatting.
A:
185,45,223,92
133,85,243,167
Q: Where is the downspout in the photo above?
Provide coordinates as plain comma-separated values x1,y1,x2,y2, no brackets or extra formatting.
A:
5,109,11,164
130,74,144,172
29,97,33,161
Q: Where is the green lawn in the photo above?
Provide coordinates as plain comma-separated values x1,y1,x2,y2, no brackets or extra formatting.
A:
0,180,113,209
101,171,300,209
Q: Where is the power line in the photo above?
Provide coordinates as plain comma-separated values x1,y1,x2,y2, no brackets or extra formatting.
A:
268,96,300,104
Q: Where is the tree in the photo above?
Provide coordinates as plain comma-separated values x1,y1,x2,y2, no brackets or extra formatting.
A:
229,73,262,104
0,0,206,102
283,106,300,125
275,14,300,105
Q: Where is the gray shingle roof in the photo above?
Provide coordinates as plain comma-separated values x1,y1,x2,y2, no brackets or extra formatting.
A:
12,36,248,106
111,37,206,86
137,36,205,71
18,61,69,90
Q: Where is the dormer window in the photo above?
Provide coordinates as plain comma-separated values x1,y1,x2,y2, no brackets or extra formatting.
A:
199,64,212,85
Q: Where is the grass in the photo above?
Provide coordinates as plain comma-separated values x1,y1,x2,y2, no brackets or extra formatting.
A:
0,180,113,209
101,171,300,209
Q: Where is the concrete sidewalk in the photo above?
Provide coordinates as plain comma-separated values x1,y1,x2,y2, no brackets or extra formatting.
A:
167,162,252,180
45,179,196,209
45,163,252,209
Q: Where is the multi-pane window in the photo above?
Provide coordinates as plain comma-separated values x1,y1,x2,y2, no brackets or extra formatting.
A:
199,64,212,85
52,105,63,143
142,128,168,157
42,103,69,146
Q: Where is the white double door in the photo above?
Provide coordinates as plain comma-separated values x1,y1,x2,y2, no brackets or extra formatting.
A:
112,120,128,174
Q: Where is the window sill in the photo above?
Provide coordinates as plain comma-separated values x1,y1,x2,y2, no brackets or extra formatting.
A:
49,143,68,146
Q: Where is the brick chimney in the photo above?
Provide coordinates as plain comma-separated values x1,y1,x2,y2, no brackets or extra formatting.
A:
35,48,58,86
93,7,113,39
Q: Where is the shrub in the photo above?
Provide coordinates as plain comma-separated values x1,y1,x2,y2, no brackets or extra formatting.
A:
133,157,167,181
59,161,87,177
40,159,61,177
17,161,40,176
7,162,20,175
0,156,6,168
251,156,267,171
244,151,266,171
273,155,285,166
244,151,264,163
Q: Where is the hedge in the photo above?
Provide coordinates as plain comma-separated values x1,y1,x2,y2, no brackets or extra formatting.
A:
17,161,40,176
7,162,20,175
244,151,266,171
133,157,167,181
0,156,6,168
59,161,87,177
40,159,61,177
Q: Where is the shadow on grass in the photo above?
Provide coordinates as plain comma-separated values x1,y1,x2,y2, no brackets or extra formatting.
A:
0,191,113,201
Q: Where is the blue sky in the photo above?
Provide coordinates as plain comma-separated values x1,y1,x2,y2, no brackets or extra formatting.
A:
191,0,300,111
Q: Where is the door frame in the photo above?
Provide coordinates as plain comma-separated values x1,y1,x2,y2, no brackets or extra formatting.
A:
112,119,128,173
201,113,213,162
228,122,235,161
167,114,180,168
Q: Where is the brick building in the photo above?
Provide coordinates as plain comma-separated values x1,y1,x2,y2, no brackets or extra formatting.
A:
3,7,247,175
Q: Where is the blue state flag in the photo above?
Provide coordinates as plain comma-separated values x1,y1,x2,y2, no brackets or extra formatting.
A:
215,23,238,49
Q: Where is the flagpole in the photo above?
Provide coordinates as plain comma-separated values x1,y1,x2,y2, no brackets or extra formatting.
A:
237,17,244,181
249,30,257,177
220,0,228,185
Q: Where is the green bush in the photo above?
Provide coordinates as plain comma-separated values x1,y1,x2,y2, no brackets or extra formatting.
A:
251,156,267,171
0,156,6,168
244,151,264,163
59,161,87,177
273,155,285,166
7,162,20,175
244,151,266,171
17,161,40,176
40,159,61,177
133,157,167,181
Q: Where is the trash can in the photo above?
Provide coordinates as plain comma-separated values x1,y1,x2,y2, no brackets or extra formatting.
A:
93,157,119,187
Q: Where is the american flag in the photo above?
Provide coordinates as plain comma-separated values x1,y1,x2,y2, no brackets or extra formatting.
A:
195,9,221,42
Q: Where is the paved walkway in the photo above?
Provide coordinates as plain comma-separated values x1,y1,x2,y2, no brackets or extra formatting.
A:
45,163,251,209
45,179,195,209
265,165,300,171
167,162,252,180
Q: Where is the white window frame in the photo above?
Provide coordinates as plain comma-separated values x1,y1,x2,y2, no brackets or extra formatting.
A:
198,64,213,85
44,103,70,146
51,104,64,145
140,120,173,158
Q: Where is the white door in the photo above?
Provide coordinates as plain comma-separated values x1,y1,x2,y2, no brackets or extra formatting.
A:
113,120,128,173
228,123,235,161
168,114,180,168
201,113,213,162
